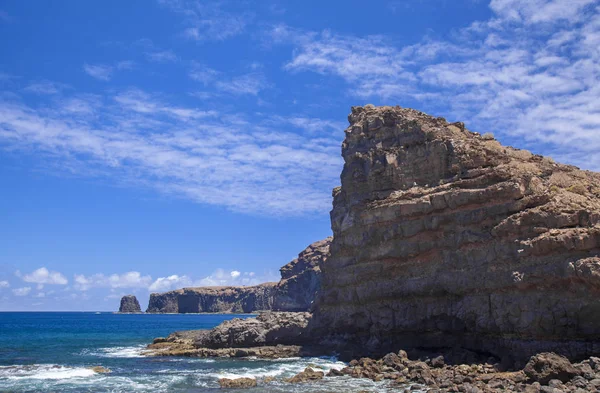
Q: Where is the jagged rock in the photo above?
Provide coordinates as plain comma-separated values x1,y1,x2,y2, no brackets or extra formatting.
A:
523,353,582,384
273,236,332,311
146,238,332,313
118,295,141,313
218,377,257,388
310,105,600,365
146,312,314,358
285,367,324,383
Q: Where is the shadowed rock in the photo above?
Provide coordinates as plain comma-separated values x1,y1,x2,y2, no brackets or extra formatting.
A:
118,295,141,313
309,105,600,365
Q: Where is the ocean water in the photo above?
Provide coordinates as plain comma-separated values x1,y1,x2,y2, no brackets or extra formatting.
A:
0,312,394,392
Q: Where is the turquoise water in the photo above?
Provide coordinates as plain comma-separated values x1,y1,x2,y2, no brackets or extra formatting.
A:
0,312,389,392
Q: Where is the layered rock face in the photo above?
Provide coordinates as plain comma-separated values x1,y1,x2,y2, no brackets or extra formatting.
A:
146,284,277,313
311,105,600,365
273,236,332,311
118,295,141,313
147,237,332,313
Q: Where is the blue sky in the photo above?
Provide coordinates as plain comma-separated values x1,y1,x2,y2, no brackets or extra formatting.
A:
1,0,599,311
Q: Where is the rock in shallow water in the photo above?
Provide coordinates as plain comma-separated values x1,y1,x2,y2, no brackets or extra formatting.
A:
217,377,257,388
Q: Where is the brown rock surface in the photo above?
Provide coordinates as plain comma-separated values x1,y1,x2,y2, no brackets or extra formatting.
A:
146,312,314,358
273,236,332,311
217,377,257,388
285,367,325,383
524,353,582,384
310,105,600,365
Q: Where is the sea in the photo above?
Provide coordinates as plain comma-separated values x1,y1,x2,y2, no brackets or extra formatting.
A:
0,312,396,392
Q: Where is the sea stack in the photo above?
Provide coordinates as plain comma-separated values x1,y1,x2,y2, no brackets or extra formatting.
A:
119,295,141,313
310,105,600,366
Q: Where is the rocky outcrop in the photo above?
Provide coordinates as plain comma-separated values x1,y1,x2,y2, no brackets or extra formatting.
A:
146,284,276,313
146,237,332,313
146,312,313,358
273,236,332,311
118,295,141,313
310,105,600,365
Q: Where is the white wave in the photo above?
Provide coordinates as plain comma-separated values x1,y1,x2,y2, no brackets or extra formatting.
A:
0,364,97,380
86,344,145,358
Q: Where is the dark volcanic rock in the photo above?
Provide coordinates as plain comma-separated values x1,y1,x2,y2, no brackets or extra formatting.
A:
146,238,332,314
273,236,332,311
118,295,141,313
310,105,600,365
146,312,314,358
524,353,582,384
146,284,277,313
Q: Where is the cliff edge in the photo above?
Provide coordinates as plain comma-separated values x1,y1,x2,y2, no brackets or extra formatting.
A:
309,105,600,365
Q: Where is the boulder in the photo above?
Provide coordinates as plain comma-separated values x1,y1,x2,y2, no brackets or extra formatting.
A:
217,377,257,388
285,367,324,383
523,353,582,384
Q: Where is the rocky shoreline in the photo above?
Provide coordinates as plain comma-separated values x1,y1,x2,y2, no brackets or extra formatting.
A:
144,105,600,391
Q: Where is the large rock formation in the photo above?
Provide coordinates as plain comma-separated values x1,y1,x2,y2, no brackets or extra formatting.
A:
273,236,332,311
118,295,141,313
146,238,332,313
310,105,600,365
146,284,277,313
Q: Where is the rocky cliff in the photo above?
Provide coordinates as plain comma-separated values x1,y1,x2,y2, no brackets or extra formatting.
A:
119,295,141,313
310,105,600,365
146,284,277,313
273,236,332,311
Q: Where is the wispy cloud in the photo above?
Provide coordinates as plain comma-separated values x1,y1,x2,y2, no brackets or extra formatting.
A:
146,50,178,63
189,63,269,96
159,0,252,41
23,81,68,95
74,272,152,291
275,2,600,170
12,287,31,296
0,85,342,215
83,63,113,81
0,281,9,288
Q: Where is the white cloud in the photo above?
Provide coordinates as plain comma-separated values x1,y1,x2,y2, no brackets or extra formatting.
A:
12,287,31,296
159,0,251,41
0,280,9,288
275,2,600,171
0,86,342,215
20,267,68,285
23,81,68,95
146,50,178,62
148,269,277,292
83,63,113,81
148,274,192,292
74,271,152,291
